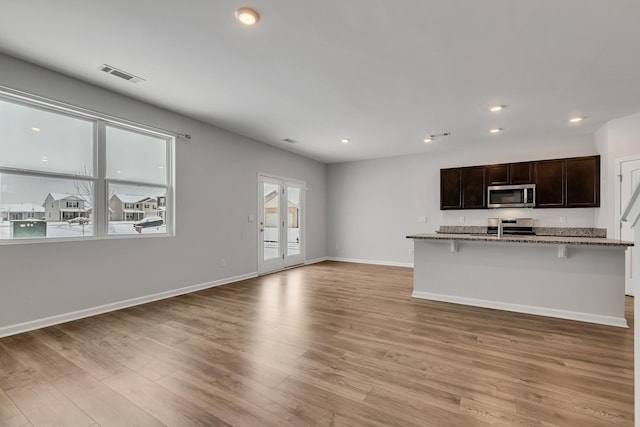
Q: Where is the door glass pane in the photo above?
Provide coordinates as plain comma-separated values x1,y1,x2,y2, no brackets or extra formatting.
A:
108,183,167,235
0,173,94,240
0,99,94,175
287,186,301,256
106,126,167,185
263,182,279,261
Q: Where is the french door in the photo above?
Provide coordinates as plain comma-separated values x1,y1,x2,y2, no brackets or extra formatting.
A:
258,175,305,274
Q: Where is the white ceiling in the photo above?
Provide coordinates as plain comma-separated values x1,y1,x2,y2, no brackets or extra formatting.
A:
1,1,639,163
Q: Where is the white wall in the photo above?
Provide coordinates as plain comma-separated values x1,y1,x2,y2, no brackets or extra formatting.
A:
328,135,598,265
0,53,328,331
595,111,640,237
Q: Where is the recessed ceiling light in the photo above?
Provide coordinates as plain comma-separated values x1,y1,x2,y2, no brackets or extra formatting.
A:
31,127,41,132
489,105,504,112
569,117,583,123
423,137,433,143
235,7,260,26
40,156,48,162
340,138,350,144
158,166,164,169
489,128,502,133
116,170,122,174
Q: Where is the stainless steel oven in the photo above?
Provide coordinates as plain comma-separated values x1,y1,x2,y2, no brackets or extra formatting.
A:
487,184,536,208
487,218,535,235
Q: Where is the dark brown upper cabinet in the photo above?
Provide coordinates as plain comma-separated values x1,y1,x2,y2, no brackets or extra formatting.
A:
534,159,565,208
486,162,533,185
461,167,486,209
509,162,534,184
440,167,486,210
566,156,600,207
440,168,462,209
486,164,509,185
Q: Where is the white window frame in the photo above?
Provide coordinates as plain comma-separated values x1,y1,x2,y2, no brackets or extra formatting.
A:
0,88,176,244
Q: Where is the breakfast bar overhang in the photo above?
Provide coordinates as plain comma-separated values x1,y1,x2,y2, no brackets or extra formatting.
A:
407,233,633,327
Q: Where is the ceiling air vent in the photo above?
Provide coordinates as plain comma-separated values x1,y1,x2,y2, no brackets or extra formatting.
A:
282,138,299,144
98,64,145,84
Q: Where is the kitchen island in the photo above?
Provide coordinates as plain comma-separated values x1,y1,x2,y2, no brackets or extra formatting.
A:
407,233,633,327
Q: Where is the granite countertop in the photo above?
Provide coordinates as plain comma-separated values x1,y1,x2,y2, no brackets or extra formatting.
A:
437,225,608,238
406,233,633,247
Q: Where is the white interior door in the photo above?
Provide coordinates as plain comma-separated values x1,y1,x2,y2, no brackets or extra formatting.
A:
258,175,305,274
616,156,640,295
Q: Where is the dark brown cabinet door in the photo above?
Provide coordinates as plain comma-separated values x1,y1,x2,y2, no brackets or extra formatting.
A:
486,164,509,185
461,167,486,209
566,156,600,207
510,162,533,184
535,160,565,207
440,168,462,209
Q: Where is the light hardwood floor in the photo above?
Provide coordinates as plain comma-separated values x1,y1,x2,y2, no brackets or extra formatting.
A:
0,261,633,426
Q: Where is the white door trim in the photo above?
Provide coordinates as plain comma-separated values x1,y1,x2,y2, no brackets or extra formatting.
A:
615,155,640,236
615,155,640,296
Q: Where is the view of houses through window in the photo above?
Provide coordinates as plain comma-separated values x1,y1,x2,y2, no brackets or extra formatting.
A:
0,93,173,241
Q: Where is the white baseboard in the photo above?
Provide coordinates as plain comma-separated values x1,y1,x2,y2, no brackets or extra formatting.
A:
412,291,628,328
305,256,329,265
0,272,258,339
329,257,413,268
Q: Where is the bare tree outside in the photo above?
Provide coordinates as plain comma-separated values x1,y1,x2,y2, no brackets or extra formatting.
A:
72,164,99,236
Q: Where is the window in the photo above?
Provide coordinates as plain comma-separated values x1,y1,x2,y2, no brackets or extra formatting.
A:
106,125,169,235
0,91,174,242
63,212,79,221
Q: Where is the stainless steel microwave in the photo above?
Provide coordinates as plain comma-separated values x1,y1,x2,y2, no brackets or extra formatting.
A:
487,184,536,208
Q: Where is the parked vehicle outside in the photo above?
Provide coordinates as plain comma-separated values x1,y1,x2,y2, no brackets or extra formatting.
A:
67,217,90,225
133,216,163,228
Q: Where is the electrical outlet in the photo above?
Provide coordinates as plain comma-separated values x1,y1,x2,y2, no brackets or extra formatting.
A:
559,216,567,223
248,215,255,223
409,248,414,255
220,258,226,267
459,216,465,224
418,216,427,223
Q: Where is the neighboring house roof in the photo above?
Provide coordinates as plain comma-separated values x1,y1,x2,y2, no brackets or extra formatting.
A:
264,190,299,208
264,190,278,204
0,203,46,213
47,193,88,202
111,194,158,204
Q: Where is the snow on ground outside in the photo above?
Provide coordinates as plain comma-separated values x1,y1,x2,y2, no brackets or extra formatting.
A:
263,242,301,259
0,221,166,240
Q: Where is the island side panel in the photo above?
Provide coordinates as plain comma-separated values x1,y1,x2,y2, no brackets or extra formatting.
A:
411,239,627,327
